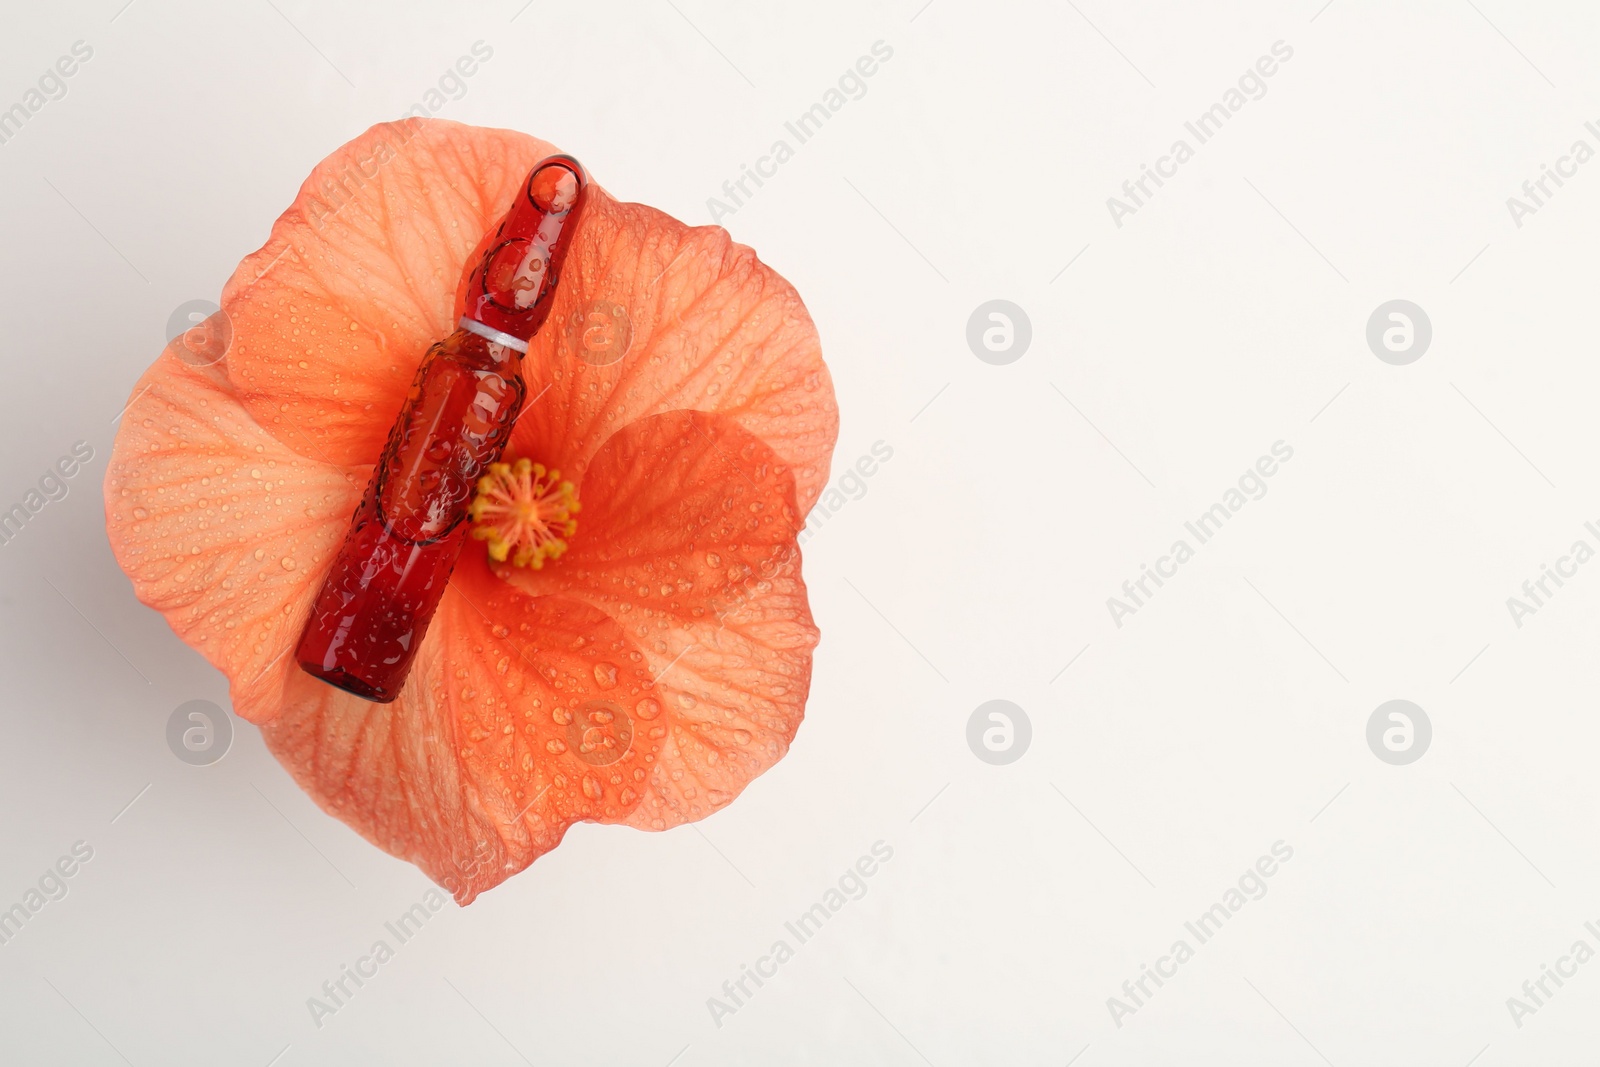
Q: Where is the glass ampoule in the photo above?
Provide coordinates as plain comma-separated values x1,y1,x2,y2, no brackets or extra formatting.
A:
294,157,588,702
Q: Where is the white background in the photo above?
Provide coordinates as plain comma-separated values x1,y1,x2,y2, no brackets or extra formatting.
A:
2,0,1599,1063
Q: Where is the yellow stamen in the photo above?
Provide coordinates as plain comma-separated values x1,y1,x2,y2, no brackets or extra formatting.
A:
467,458,580,569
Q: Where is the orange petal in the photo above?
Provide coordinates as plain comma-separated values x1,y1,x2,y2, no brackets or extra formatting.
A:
221,118,836,507
261,553,665,903
498,410,817,832
222,119,556,467
103,352,358,723
509,197,838,511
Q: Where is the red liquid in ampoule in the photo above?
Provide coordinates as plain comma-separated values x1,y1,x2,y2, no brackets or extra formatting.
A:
294,332,522,701
295,158,587,702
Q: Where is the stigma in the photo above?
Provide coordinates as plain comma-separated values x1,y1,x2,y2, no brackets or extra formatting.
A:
467,458,579,569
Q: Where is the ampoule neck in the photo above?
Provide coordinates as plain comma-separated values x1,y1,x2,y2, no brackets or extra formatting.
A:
440,326,524,371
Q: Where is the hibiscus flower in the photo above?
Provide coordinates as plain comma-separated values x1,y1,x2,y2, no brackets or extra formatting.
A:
104,118,838,903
